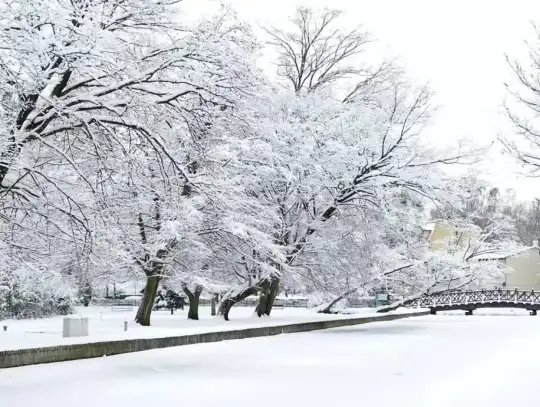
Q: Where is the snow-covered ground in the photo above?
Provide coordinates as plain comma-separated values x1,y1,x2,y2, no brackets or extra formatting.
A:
2,311,538,407
0,305,417,351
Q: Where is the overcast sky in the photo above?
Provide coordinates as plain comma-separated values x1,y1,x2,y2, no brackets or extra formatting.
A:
183,0,540,200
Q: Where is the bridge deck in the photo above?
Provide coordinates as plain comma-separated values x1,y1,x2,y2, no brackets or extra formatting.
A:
405,289,540,315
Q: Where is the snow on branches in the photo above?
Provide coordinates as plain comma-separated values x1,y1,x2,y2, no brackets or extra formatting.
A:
0,3,509,322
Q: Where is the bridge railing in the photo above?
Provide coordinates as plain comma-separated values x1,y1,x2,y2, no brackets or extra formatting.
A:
405,289,540,308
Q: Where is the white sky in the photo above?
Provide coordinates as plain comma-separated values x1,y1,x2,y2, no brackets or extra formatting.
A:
183,0,540,200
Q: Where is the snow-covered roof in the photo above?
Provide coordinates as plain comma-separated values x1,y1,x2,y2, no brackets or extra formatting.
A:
472,251,516,261
422,219,481,232
472,246,540,261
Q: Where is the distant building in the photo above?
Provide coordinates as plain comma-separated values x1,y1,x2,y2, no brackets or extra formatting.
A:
422,220,481,253
422,220,540,291
471,243,540,291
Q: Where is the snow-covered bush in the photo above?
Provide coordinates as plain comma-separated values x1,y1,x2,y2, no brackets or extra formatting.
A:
0,266,74,320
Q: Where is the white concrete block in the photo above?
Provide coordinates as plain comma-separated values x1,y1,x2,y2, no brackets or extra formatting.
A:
62,317,89,338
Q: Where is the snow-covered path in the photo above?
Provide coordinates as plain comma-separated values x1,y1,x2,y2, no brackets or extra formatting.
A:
1,306,398,351
1,314,538,407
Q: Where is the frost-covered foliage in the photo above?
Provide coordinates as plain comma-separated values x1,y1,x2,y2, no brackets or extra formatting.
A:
0,2,514,322
213,6,488,317
0,0,278,323
0,263,73,320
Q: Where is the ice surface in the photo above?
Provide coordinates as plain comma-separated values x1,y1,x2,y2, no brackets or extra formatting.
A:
1,312,539,407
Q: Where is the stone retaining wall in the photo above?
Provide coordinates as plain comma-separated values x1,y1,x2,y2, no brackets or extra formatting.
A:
0,311,429,369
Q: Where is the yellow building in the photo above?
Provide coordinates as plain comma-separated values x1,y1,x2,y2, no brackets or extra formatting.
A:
473,245,540,291
422,220,481,253
423,220,540,291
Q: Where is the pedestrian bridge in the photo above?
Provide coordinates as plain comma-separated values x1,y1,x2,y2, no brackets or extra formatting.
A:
405,289,540,315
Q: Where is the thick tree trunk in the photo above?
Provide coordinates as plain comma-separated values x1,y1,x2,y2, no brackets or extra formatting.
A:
318,288,359,314
187,294,200,320
135,275,160,326
182,284,203,320
255,276,280,317
218,285,259,321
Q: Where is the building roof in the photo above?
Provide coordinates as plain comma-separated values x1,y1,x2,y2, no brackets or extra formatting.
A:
422,219,481,232
471,246,539,261
471,251,516,261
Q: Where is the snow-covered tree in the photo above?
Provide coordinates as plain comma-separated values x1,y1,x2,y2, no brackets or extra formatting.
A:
211,7,477,319
0,1,282,324
222,77,472,317
374,178,520,313
1,2,502,323
264,6,394,99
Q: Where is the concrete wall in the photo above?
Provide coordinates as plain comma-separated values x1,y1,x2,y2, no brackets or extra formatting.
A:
0,311,429,369
505,248,540,290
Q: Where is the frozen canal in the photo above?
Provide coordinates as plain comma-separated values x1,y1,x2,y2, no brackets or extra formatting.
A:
2,313,539,407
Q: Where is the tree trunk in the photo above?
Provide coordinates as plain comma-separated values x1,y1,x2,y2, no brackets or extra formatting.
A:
211,293,219,316
376,293,424,313
218,285,259,321
135,275,160,326
255,276,280,317
182,284,203,320
318,288,359,314
187,294,200,320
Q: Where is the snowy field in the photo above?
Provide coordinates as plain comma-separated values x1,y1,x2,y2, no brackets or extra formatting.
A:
2,311,539,407
0,305,417,351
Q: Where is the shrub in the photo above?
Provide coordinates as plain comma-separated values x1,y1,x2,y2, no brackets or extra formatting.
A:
0,266,74,320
